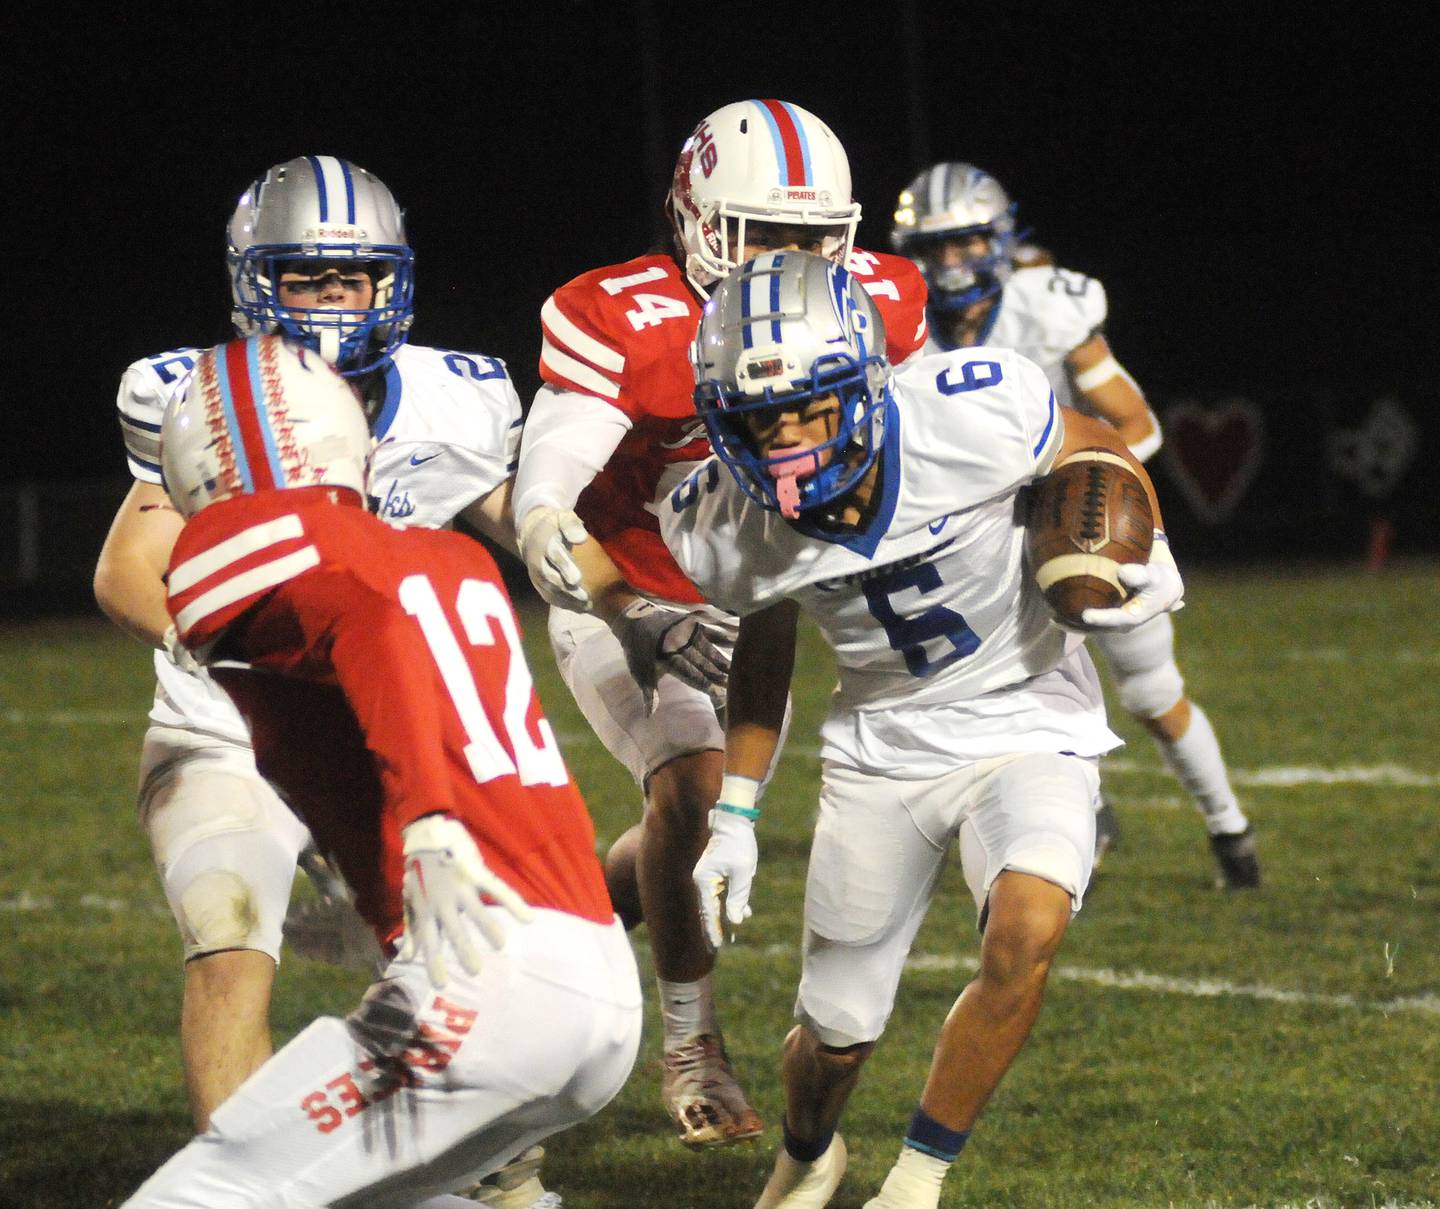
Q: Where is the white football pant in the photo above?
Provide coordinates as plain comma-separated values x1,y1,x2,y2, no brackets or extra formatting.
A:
121,910,642,1208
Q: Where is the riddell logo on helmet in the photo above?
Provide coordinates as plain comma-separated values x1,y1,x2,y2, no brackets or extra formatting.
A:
305,226,366,241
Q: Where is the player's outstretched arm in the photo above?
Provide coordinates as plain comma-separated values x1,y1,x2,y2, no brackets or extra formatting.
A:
94,480,186,648
513,385,632,611
693,601,800,949
1065,334,1162,461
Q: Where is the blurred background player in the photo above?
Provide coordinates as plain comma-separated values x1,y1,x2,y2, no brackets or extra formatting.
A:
512,99,929,1146
123,333,640,1208
94,156,560,1207
890,162,1260,889
665,250,1184,1209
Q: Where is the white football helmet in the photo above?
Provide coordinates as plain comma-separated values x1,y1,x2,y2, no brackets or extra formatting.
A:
228,156,415,376
890,162,1017,313
162,334,372,518
668,100,861,296
691,250,890,520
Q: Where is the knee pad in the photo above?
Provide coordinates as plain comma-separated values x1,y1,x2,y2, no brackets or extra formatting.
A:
1094,614,1185,718
142,757,310,961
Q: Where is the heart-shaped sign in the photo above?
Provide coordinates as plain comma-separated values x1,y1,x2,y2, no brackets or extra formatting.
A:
1160,398,1265,524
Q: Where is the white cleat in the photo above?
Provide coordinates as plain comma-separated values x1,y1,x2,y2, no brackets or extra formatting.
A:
861,1146,948,1209
463,1146,562,1209
753,1134,846,1209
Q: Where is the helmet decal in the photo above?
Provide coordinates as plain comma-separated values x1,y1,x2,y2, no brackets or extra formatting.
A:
162,334,372,518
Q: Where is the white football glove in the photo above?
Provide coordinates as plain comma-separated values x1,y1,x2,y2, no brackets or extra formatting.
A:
398,815,534,988
694,807,758,951
1081,532,1186,631
162,623,206,677
610,598,730,715
518,505,592,612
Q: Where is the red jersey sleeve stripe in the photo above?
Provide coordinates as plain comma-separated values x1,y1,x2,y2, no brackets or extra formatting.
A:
172,546,321,637
541,296,625,373
539,336,622,401
169,514,307,594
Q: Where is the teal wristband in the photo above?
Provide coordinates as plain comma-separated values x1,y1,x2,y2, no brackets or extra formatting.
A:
714,801,760,822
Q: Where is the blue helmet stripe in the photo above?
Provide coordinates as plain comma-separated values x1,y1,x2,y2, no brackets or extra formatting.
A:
768,253,783,342
244,337,288,484
305,155,329,222
337,158,356,223
739,258,756,349
213,341,255,493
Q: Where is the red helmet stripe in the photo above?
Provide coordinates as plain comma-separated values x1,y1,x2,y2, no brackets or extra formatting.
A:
220,339,280,492
758,99,808,186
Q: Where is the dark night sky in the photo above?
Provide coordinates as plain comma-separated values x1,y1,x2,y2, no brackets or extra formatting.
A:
5,3,1429,486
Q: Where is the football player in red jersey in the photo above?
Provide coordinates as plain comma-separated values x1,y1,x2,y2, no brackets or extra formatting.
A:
121,334,641,1209
512,99,929,1148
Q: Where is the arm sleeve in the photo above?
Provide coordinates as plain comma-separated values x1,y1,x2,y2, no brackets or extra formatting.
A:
513,386,632,518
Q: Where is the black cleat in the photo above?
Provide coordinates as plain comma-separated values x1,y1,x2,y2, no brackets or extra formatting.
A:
1210,826,1261,889
1093,798,1121,870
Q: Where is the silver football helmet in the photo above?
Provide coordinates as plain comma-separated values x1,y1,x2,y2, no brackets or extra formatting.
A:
162,334,371,519
691,251,889,520
228,156,415,376
890,162,1017,313
668,100,861,296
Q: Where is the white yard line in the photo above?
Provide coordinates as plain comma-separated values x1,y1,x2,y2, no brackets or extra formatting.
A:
2,707,137,725
728,943,1440,1019
4,895,1435,1024
1100,758,1440,789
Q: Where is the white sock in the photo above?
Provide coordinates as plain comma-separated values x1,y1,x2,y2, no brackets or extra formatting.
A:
871,1145,949,1208
657,973,717,1048
1157,704,1249,836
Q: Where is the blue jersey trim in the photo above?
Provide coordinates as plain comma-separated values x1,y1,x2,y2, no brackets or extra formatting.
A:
370,359,404,439
790,392,901,557
1032,390,1057,458
119,411,162,434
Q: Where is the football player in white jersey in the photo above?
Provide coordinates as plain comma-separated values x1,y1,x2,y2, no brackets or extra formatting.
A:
512,99,929,1147
660,251,1184,1209
93,157,559,1209
892,162,1260,889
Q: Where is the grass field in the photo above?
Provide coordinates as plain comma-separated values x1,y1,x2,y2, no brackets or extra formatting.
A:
2,561,1438,1208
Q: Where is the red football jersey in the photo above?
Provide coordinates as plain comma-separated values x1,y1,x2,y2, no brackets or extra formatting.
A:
538,249,927,603
166,487,614,944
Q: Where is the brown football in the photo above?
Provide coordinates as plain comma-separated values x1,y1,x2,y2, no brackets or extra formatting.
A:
1025,449,1154,629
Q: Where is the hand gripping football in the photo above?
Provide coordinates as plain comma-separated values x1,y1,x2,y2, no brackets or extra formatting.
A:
1025,449,1154,630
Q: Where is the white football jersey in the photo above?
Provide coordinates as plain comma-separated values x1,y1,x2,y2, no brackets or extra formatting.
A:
116,342,521,742
661,346,1119,776
925,265,1108,410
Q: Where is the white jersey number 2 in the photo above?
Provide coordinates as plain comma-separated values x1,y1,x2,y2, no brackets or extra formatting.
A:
399,575,569,788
